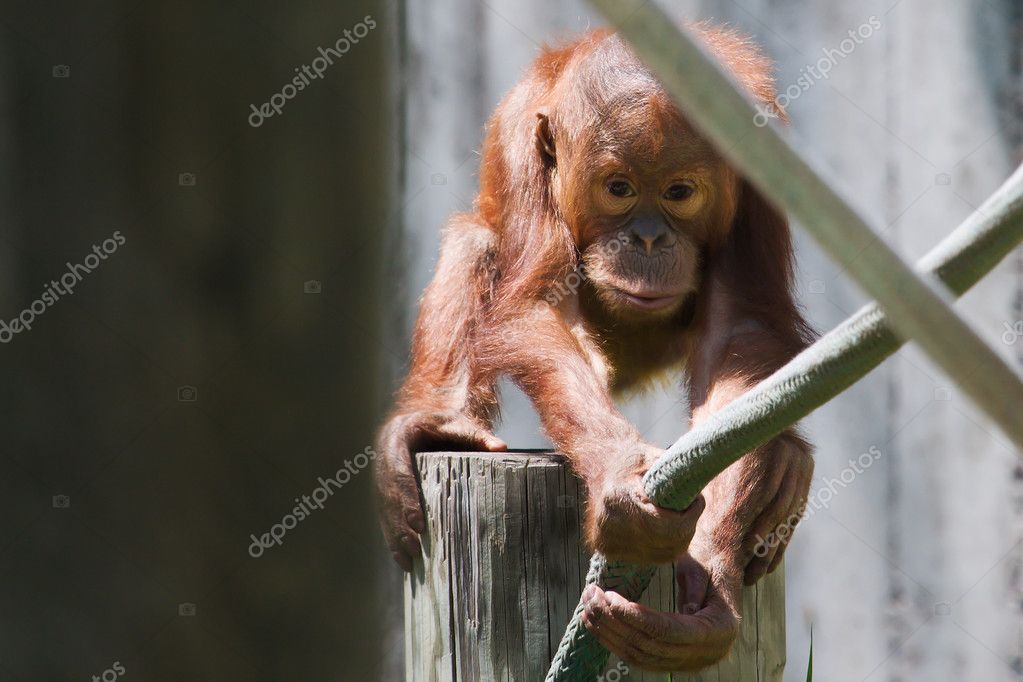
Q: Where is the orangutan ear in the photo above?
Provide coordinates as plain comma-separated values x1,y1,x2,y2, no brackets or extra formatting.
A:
534,111,556,165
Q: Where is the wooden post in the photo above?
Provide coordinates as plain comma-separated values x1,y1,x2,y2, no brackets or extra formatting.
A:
405,451,786,681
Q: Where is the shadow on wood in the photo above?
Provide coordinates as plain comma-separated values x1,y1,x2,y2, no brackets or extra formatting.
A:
405,451,785,681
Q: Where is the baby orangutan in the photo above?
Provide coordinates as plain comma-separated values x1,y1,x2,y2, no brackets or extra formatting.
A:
375,25,813,672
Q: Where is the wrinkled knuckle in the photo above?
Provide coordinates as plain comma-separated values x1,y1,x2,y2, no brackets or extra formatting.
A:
609,601,633,622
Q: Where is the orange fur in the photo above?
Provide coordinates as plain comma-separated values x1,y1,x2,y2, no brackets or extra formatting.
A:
379,26,814,594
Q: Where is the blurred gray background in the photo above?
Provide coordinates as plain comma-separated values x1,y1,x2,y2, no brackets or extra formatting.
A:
0,0,396,679
1,0,1021,680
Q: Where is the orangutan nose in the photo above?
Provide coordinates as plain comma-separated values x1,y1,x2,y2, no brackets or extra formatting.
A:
630,218,670,255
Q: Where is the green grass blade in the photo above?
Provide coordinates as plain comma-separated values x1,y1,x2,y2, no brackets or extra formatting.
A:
805,626,813,682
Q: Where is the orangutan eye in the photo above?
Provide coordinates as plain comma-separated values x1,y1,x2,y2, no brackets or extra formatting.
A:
606,179,635,198
664,183,695,201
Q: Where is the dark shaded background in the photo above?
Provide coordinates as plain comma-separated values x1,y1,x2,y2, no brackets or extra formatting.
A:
0,0,395,679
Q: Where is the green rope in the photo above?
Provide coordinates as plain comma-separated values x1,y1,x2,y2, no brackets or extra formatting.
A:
546,166,1023,680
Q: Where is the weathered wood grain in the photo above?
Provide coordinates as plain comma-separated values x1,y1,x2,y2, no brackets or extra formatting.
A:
406,451,785,681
